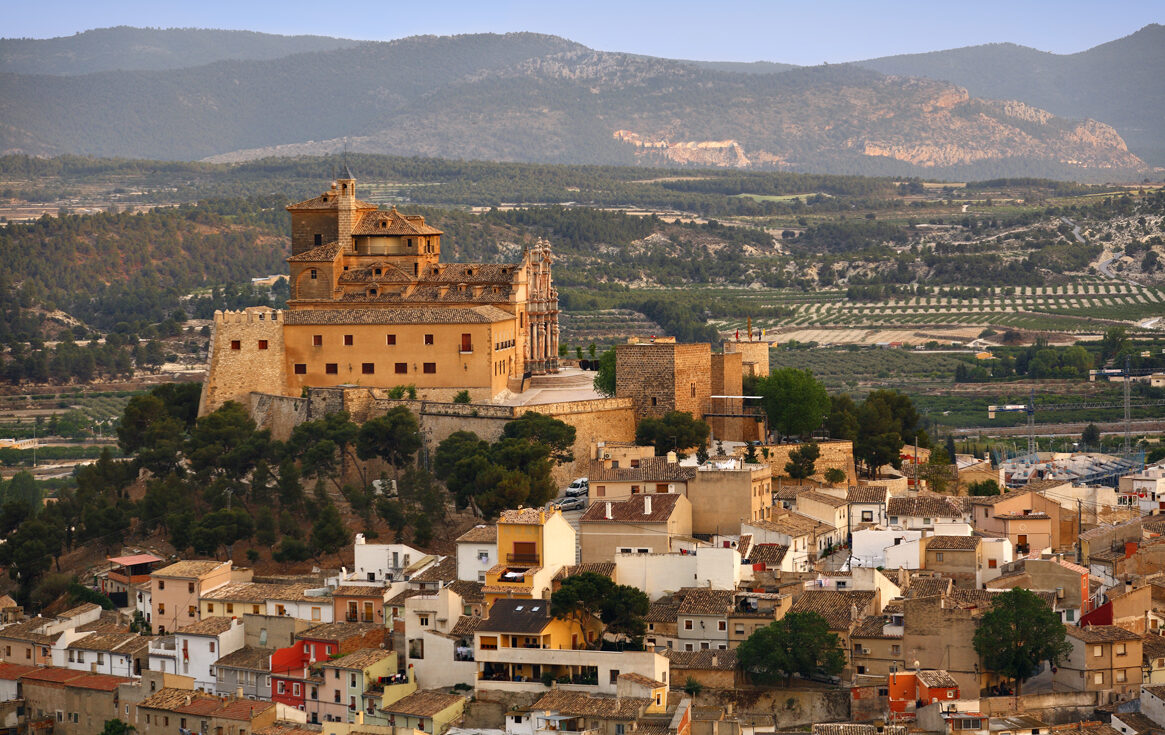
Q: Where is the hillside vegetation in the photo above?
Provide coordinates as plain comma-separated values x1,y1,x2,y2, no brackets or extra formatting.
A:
0,29,1150,181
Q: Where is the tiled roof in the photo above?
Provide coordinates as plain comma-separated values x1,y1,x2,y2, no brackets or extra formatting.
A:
645,596,681,623
0,662,41,681
949,588,1056,609
1066,625,1141,643
677,588,735,616
450,616,482,637
619,672,665,689
255,724,320,735
749,512,831,537
326,648,393,671
747,544,788,567
456,525,497,544
887,494,964,519
448,580,485,604
499,508,550,525
852,615,901,640
926,535,979,551
202,582,320,603
531,690,647,719
67,632,146,653
0,618,55,645
773,484,818,500
387,588,426,606
214,699,275,721
382,689,465,717
412,556,457,584
905,575,953,598
1112,713,1165,735
333,586,389,598
813,725,907,735
1144,633,1165,662
666,648,738,670
298,621,383,642
351,207,442,236
58,603,102,619
847,486,888,504
284,305,513,325
915,669,959,688
286,192,377,212
581,493,683,523
788,590,876,630
215,646,273,672
799,491,849,509
177,617,237,636
477,599,552,634
152,560,229,578
1080,517,1140,541
286,240,344,262
587,457,696,484
996,512,1050,520
737,534,753,560
554,563,617,581
138,687,218,711
967,491,1026,506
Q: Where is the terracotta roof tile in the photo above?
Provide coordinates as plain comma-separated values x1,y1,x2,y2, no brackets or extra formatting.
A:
746,544,788,567
297,621,383,643
677,589,734,616
177,617,237,636
448,580,485,603
926,535,979,551
799,491,848,509
847,486,888,504
286,192,377,212
202,582,321,603
325,648,393,671
333,586,390,598
666,648,737,670
449,616,482,637
531,690,647,719
381,689,465,718
215,646,273,672
351,208,442,236
456,525,497,544
1066,625,1141,643
887,495,964,519
788,590,876,630
581,493,683,523
153,560,230,578
915,669,959,688
587,457,696,484
554,563,617,581
618,672,665,688
412,556,457,584
852,615,901,640
286,240,344,262
499,508,552,525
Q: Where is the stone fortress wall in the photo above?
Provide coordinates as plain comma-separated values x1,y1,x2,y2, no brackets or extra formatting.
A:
197,308,288,418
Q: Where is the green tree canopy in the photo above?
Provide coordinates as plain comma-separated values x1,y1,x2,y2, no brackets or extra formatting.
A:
784,442,820,480
737,611,845,685
356,406,422,475
855,389,920,477
1081,423,1101,448
502,412,577,464
757,368,829,440
972,587,1071,694
634,411,710,457
593,348,616,397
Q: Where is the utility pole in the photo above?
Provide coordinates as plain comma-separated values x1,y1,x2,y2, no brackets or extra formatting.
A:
1123,355,1132,455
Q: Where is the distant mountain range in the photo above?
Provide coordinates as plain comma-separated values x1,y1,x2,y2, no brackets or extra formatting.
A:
0,25,1160,181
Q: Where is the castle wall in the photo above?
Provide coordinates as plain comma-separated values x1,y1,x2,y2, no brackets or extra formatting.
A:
198,308,288,416
724,340,770,378
290,212,339,256
615,342,711,420
710,352,743,442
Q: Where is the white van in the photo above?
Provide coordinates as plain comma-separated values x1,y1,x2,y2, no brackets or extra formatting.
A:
565,478,589,497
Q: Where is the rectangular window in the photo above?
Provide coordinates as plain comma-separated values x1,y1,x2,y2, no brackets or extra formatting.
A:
294,364,307,374
310,269,318,279
1094,645,1103,657
344,334,354,346
1116,643,1127,656
423,362,436,374
461,333,472,352
387,334,397,345
1094,672,1103,685
188,605,196,617
188,582,194,593
314,234,322,246
313,334,323,346
684,620,693,630
1116,669,1127,683
717,620,727,631
989,559,998,568
230,340,241,350
424,334,434,345
325,363,338,374
278,681,286,694
258,340,268,350
207,603,214,613
157,603,164,614
395,363,407,374
936,552,944,562
862,511,873,522
362,363,375,374
312,607,321,621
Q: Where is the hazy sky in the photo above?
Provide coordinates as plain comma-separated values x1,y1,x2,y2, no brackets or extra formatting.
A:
6,0,1161,64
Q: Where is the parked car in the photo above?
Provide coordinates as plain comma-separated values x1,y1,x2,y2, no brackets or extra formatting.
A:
564,478,589,497
555,497,587,511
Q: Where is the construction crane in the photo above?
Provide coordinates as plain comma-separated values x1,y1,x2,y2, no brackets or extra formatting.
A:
988,358,1165,457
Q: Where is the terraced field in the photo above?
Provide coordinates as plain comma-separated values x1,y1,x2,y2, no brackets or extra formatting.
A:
712,280,1165,344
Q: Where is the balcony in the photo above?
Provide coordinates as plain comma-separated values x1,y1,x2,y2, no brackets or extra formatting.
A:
506,554,540,565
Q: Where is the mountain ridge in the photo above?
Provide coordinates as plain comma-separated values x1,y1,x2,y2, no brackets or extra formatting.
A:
0,27,1157,181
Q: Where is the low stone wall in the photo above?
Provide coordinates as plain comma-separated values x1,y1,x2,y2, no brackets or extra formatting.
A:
251,392,308,441
979,690,1102,718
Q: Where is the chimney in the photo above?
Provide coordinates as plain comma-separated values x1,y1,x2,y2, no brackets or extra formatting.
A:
644,496,652,516
711,654,719,667
666,451,677,464
605,502,613,520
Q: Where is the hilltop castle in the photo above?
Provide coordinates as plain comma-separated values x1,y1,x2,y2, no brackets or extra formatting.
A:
198,171,559,415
